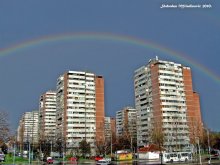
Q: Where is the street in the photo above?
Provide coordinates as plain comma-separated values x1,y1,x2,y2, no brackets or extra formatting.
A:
12,159,220,165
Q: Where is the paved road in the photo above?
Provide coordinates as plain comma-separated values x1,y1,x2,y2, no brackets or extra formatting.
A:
12,159,220,165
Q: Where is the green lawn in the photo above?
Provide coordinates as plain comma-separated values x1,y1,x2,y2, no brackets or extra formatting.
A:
2,154,29,164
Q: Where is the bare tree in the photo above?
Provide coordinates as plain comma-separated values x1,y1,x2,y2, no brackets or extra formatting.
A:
189,117,203,145
150,120,164,164
119,121,137,152
0,111,9,146
150,122,164,150
96,140,105,156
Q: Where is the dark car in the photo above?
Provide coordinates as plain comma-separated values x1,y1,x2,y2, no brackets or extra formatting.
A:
211,149,220,159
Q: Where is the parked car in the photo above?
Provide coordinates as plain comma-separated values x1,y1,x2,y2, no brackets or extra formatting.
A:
211,149,220,159
46,157,54,164
95,156,103,161
0,153,5,162
96,158,111,165
69,157,78,161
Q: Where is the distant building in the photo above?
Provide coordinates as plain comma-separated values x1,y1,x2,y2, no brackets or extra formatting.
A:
17,111,39,145
104,117,116,142
116,107,137,140
38,91,57,141
134,57,203,151
17,118,24,148
56,71,105,155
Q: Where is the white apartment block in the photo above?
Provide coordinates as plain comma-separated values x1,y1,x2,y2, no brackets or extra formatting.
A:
56,71,104,155
104,117,115,142
116,107,137,139
104,117,112,142
18,111,39,144
39,91,56,141
134,57,191,151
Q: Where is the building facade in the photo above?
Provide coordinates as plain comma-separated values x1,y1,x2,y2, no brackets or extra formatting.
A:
104,117,116,142
17,111,39,145
95,76,105,145
134,57,203,151
39,91,57,142
116,107,137,140
56,71,105,155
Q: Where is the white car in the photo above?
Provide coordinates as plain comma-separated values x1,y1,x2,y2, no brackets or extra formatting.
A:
0,153,5,162
96,158,111,165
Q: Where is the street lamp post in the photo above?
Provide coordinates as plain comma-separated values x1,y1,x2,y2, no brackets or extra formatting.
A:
28,132,31,165
207,129,211,164
196,137,202,165
62,137,65,164
110,131,112,156
13,137,16,165
26,126,31,165
50,140,53,157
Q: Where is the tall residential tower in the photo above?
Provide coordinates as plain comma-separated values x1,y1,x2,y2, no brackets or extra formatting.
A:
134,57,203,151
104,117,116,142
116,107,137,140
17,111,39,145
39,91,57,141
56,71,105,155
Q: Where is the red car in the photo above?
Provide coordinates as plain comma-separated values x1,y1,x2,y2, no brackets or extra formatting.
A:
46,157,53,164
95,156,103,161
69,157,78,161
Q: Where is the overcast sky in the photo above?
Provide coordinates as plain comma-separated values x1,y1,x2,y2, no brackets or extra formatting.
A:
0,0,219,133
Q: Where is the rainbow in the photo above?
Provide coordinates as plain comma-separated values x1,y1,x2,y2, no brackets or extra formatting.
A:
0,32,219,83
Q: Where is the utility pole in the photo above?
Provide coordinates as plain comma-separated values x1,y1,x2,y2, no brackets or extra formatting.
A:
31,112,34,162
51,140,53,157
110,131,112,156
196,137,202,165
28,140,31,165
13,135,16,165
28,127,31,165
62,139,65,164
62,126,65,163
207,129,211,164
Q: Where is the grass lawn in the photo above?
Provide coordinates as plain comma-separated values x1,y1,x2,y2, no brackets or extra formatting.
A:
2,154,29,164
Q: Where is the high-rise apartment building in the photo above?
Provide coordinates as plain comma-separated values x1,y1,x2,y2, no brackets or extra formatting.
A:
56,71,105,155
17,111,39,145
134,57,203,151
116,107,137,140
104,117,116,142
95,76,105,145
39,91,56,141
